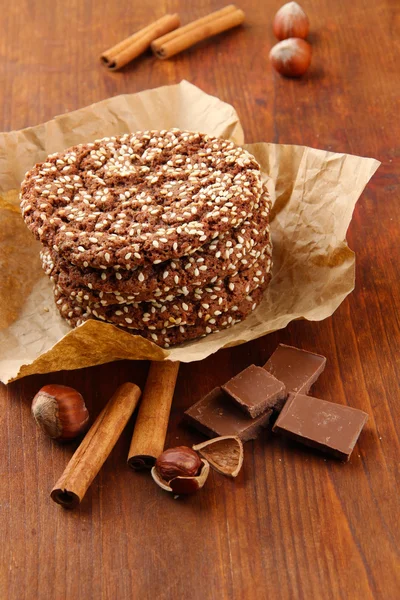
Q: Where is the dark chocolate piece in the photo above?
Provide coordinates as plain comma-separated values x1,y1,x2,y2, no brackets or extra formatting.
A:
272,393,368,461
263,344,326,396
184,387,273,442
222,365,286,417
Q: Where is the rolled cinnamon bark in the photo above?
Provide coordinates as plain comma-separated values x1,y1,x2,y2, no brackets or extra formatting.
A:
128,361,180,470
101,13,180,70
151,5,245,60
51,382,141,508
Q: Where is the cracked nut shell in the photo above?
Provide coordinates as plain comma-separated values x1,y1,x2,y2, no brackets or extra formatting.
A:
152,457,210,495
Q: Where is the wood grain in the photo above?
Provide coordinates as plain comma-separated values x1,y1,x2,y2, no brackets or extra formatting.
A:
0,0,399,598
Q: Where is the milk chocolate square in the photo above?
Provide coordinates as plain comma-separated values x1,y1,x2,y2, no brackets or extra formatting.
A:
222,365,286,417
263,344,326,395
273,393,368,461
184,387,273,442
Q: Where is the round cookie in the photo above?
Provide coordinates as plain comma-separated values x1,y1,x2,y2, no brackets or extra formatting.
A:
57,287,266,348
53,255,272,331
55,242,271,309
40,185,272,301
20,129,262,269
44,233,271,306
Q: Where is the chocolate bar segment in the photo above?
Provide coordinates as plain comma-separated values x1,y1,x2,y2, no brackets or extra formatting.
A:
272,393,368,461
184,387,273,442
222,365,286,417
263,344,326,395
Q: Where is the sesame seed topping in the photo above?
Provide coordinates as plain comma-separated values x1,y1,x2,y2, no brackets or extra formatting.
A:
21,129,262,269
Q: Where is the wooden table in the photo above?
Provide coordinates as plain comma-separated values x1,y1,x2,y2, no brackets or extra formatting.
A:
1,1,399,598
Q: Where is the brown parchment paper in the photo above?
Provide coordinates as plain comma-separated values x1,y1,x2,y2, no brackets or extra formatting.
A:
0,81,379,383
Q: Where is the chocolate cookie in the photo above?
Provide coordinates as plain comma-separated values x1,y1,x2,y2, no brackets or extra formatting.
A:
57,286,266,348
40,184,272,301
53,255,272,331
42,226,270,303
20,129,262,269
53,242,271,310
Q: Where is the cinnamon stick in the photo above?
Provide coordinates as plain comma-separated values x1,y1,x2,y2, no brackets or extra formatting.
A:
101,13,180,71
51,382,141,508
128,361,180,470
151,5,245,60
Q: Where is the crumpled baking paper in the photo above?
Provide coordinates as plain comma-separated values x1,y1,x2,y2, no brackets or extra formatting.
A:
0,81,380,383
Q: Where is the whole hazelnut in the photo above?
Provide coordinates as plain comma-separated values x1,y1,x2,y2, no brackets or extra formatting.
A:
32,384,89,441
269,38,312,77
152,446,209,495
273,2,309,41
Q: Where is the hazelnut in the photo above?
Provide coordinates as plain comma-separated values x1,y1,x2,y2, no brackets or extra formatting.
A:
32,384,89,441
152,446,209,495
155,446,202,480
269,38,312,77
273,2,309,41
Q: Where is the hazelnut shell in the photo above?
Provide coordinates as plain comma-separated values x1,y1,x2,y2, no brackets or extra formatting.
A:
193,436,244,478
151,459,210,495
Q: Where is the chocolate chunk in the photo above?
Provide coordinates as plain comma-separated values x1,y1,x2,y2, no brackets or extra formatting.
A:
222,365,286,417
263,344,326,396
272,392,368,461
184,387,273,442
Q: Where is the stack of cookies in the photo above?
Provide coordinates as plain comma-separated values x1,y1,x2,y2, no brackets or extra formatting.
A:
20,129,273,347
